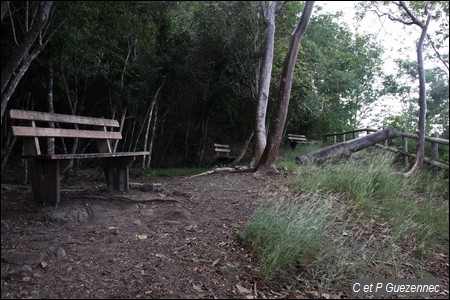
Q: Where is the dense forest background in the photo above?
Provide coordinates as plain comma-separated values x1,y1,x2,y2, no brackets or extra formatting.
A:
1,1,448,171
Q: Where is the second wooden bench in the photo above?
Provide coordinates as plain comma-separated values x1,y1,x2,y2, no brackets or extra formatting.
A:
287,134,308,149
213,143,236,165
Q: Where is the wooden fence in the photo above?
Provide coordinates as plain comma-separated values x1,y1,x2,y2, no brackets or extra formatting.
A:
323,128,449,170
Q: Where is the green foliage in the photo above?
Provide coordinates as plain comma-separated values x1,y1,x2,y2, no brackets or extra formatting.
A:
286,12,386,139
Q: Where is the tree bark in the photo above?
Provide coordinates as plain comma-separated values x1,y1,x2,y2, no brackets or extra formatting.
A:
113,106,127,152
1,1,8,22
143,83,164,168
256,1,315,174
47,61,55,154
295,126,398,164
1,1,53,125
231,131,254,166
251,1,277,167
403,4,431,177
146,106,158,169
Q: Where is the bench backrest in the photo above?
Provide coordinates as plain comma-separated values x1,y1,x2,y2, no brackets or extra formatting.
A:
214,143,230,158
288,134,307,141
8,109,121,155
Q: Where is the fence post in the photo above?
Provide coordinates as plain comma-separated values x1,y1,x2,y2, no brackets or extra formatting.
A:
342,133,346,142
333,133,336,144
402,129,408,165
431,133,439,161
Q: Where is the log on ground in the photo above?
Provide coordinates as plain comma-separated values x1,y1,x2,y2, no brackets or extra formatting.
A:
295,126,398,164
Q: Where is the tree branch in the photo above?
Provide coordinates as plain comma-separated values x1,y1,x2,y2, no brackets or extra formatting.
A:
427,34,449,72
397,1,424,27
275,1,285,15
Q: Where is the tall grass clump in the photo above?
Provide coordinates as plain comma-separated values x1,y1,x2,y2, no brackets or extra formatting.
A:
295,148,449,254
296,149,405,203
238,195,331,282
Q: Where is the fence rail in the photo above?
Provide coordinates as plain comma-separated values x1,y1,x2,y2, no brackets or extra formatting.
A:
323,128,449,170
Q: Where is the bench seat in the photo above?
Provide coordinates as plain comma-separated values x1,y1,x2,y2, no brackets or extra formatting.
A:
21,151,149,160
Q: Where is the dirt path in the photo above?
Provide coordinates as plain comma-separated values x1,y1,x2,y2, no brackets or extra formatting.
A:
1,172,288,299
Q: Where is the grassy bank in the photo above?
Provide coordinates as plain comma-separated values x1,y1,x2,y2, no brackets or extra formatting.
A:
239,147,449,293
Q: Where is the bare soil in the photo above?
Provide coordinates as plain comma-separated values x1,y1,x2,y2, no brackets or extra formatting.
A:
1,170,293,299
1,169,448,299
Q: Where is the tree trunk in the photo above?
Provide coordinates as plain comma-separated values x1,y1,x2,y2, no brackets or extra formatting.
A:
146,106,158,169
256,1,315,174
251,1,277,167
113,106,127,152
1,1,53,125
295,126,398,164
404,10,431,177
197,110,210,167
47,61,55,154
142,83,164,168
1,1,8,23
232,131,254,166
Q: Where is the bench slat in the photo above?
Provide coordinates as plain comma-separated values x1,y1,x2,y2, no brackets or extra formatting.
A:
9,109,119,127
12,126,122,139
22,151,149,160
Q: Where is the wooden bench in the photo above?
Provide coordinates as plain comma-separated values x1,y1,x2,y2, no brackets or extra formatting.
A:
287,134,308,149
8,109,149,206
213,143,236,165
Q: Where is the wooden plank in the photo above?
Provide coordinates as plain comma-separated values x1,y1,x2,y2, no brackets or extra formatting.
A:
288,134,306,138
22,151,149,160
9,109,119,127
288,137,307,141
215,148,230,153
11,126,122,139
214,143,230,148
43,160,60,205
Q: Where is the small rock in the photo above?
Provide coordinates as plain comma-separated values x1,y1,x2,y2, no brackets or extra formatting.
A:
140,209,155,217
184,224,198,232
55,247,67,258
44,207,90,224
17,265,33,277
205,207,215,213
131,219,143,226
138,183,162,192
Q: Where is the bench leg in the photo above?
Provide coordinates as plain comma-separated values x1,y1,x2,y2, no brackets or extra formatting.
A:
29,160,60,206
101,157,134,193
290,141,297,150
103,167,130,192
